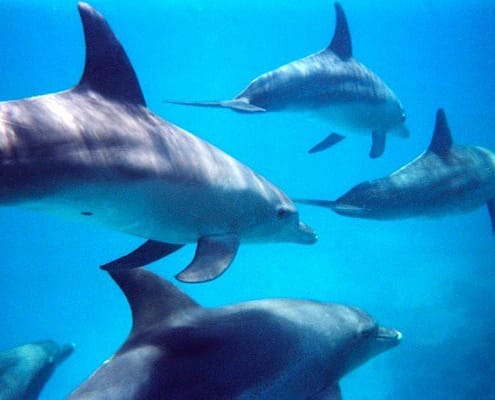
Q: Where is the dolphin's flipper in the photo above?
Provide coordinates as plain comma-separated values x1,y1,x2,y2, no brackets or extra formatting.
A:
487,198,495,234
370,131,386,158
108,268,199,334
309,384,342,400
77,2,145,105
166,99,266,113
308,133,346,154
327,3,352,60
176,235,240,283
428,108,453,158
100,240,184,270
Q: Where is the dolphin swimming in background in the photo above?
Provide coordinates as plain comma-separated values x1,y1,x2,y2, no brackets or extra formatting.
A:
0,3,317,283
69,267,401,399
0,340,74,400
167,2,408,158
296,109,495,231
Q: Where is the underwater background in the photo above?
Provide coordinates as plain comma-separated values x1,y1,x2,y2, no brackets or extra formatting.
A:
0,0,494,398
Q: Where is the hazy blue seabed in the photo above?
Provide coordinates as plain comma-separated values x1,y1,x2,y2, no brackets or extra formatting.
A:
1,0,494,398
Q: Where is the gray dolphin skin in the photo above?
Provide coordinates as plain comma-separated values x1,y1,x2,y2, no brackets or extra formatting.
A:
296,109,495,231
0,340,74,400
167,2,408,158
68,268,401,399
0,3,317,283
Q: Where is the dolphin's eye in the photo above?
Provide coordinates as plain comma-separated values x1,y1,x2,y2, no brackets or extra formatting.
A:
276,207,292,219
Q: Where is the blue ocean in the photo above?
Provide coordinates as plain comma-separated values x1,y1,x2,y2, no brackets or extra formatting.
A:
1,0,494,398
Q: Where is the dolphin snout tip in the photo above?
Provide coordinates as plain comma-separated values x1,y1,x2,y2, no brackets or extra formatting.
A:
297,222,318,244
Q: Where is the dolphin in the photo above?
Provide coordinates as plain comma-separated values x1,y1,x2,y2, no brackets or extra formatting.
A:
296,109,495,231
167,2,408,158
0,340,74,400
68,267,401,399
0,3,317,283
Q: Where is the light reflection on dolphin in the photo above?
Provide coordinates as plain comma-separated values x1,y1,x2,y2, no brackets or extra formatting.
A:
168,2,408,158
0,3,317,283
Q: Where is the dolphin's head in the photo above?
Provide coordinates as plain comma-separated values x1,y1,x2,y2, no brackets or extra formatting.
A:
33,340,75,367
243,190,318,245
321,304,401,378
386,100,409,138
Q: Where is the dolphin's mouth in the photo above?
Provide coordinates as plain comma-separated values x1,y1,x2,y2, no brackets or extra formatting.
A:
377,327,402,343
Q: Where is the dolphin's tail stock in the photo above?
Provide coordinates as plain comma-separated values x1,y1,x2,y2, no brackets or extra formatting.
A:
166,98,266,113
293,198,337,209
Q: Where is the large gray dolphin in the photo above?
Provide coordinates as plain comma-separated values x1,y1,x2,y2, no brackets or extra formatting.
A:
0,340,74,400
168,2,408,158
0,3,317,283
69,267,401,399
296,109,495,231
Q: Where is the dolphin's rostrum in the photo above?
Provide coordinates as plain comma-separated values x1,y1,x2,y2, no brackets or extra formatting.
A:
168,2,408,158
0,3,317,283
68,267,401,399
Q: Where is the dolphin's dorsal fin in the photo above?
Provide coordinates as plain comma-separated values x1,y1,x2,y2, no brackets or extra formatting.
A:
77,2,146,106
428,109,453,157
327,3,352,60
109,268,199,335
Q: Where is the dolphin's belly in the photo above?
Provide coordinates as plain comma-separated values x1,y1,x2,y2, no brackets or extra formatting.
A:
308,102,391,135
25,179,260,244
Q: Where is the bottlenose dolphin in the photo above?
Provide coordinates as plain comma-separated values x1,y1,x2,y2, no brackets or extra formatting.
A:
296,109,495,231
0,3,317,283
0,340,74,400
167,2,408,158
69,267,401,399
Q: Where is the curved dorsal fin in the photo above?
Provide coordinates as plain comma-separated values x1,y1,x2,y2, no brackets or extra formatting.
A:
109,268,199,335
428,109,453,157
327,2,352,60
77,2,146,106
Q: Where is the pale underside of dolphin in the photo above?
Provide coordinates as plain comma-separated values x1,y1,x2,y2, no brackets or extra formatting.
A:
296,109,495,232
167,2,409,158
0,340,74,400
68,267,401,399
0,3,317,283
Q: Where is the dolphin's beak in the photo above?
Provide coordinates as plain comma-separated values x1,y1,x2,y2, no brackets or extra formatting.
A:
377,327,402,344
57,343,76,363
295,221,318,244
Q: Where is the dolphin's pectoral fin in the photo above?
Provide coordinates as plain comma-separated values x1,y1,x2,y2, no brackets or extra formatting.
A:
487,198,495,234
175,235,240,283
308,383,342,400
370,130,386,158
308,133,346,154
100,240,184,270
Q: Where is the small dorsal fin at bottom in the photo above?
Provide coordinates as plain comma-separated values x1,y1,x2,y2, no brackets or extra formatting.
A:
100,240,184,270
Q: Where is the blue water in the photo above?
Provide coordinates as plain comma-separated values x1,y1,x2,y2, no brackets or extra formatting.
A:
1,1,494,398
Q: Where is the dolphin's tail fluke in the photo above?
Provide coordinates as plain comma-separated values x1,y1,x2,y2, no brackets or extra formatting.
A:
293,198,337,209
166,98,266,113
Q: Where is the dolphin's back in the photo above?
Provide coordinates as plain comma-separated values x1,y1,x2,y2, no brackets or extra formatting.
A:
237,50,395,111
